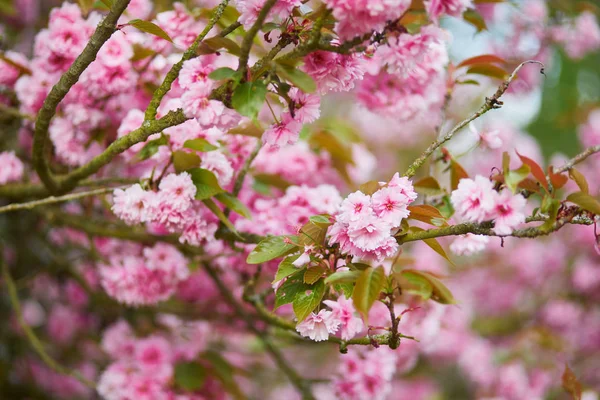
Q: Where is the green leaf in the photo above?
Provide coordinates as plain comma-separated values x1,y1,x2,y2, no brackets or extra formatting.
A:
352,266,385,323
304,265,327,284
413,176,444,196
456,79,481,86
189,168,225,200
131,45,155,62
174,361,206,391
173,150,201,173
201,350,246,400
253,173,293,190
99,0,113,8
214,192,251,218
293,280,325,322
232,81,268,118
569,168,589,194
409,227,455,266
209,67,237,80
540,197,560,232
463,9,488,32
137,134,169,161
197,37,241,56
347,262,372,271
276,64,317,93
324,270,361,285
394,270,433,300
399,269,456,304
297,221,328,246
309,214,332,226
262,22,280,32
0,0,15,15
274,255,301,283
128,19,173,43
407,205,448,227
247,235,299,264
184,138,218,152
505,164,531,194
228,120,264,137
334,283,354,298
202,198,240,238
358,180,381,196
275,270,308,308
566,192,600,215
77,0,95,15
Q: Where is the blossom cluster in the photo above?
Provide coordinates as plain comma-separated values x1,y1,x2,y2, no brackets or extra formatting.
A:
98,316,211,400
99,243,190,305
112,172,218,246
451,175,527,235
296,295,364,342
328,173,417,262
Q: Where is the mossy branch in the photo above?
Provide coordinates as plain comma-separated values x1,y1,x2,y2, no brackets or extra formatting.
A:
31,0,132,194
1,252,96,388
144,0,232,120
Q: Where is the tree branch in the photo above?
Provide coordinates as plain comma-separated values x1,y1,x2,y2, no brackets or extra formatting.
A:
202,262,316,400
404,60,545,178
1,252,96,388
555,145,600,174
144,0,232,120
0,187,120,214
237,0,279,78
31,0,132,194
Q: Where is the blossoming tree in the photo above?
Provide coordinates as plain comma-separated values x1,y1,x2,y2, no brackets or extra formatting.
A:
0,0,599,398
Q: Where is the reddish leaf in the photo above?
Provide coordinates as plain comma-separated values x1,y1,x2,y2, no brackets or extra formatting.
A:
407,205,448,226
562,365,582,400
516,151,548,192
548,166,568,190
457,54,506,68
466,63,509,80
450,159,469,191
413,176,443,195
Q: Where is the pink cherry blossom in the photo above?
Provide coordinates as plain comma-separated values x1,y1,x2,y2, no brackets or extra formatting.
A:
111,184,152,226
296,310,340,342
425,0,473,23
0,151,24,185
323,296,364,340
490,190,526,235
262,114,302,149
450,233,490,256
157,172,197,210
371,186,410,226
451,176,496,223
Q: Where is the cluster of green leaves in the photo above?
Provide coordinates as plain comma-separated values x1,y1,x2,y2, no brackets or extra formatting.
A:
246,213,457,326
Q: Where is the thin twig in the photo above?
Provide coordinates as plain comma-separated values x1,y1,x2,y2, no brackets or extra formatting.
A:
555,145,600,174
202,262,316,400
1,253,96,388
404,60,545,178
144,0,232,120
237,0,279,78
0,187,120,214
